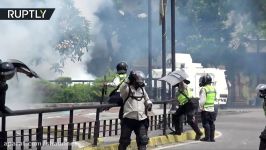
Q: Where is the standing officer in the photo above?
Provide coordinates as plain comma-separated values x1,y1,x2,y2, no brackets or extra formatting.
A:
172,80,203,140
118,70,152,150
199,74,216,142
108,62,128,88
107,62,128,105
256,84,266,150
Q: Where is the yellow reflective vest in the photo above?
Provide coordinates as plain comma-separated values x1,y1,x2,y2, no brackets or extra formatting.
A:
203,85,216,109
176,88,192,105
117,74,127,84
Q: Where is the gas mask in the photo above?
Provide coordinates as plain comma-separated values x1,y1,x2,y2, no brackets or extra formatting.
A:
128,70,146,89
134,81,145,89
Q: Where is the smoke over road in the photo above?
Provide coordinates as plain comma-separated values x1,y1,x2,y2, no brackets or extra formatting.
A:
0,0,97,108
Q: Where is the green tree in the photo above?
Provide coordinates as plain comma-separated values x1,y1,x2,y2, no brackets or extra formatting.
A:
174,0,266,102
176,0,233,65
51,0,90,74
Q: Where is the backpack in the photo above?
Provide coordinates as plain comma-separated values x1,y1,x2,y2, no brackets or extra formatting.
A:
179,91,199,109
119,85,146,119
108,82,146,119
108,78,126,105
107,81,131,119
109,78,126,97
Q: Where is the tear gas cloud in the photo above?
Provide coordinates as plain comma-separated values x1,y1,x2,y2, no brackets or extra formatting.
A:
0,0,102,108
1,0,265,108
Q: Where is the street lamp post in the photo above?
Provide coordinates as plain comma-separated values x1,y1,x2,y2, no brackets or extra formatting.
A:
161,0,167,101
148,0,153,97
171,0,176,99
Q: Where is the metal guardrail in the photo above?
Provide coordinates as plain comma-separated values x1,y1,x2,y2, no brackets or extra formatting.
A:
0,100,179,150
0,79,200,150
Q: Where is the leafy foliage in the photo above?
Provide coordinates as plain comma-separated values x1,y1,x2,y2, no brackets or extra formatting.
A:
176,0,232,64
52,0,91,74
33,71,117,103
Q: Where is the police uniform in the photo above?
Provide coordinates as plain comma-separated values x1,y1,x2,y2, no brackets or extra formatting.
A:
255,84,266,149
107,62,128,105
108,73,127,88
199,84,216,142
259,102,266,150
108,61,128,88
172,83,202,140
118,71,152,150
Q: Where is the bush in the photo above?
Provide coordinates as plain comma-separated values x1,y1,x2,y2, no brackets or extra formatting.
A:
34,71,117,103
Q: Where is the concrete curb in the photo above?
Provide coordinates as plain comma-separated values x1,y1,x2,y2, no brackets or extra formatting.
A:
79,128,206,150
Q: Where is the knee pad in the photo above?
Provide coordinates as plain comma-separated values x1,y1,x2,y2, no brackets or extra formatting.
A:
138,135,149,145
119,138,131,146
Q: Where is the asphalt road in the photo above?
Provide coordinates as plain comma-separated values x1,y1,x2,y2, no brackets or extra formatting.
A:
156,108,266,150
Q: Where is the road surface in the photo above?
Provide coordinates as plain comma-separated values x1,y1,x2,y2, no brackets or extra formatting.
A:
156,108,265,150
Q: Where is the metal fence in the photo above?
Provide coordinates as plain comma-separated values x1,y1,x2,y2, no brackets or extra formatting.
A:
0,79,200,150
0,100,184,150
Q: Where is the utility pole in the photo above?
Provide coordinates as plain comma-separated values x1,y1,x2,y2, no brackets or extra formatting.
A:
256,35,260,106
171,0,176,99
148,0,153,97
161,0,167,101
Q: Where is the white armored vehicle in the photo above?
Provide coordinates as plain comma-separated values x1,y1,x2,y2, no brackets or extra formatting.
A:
152,53,229,106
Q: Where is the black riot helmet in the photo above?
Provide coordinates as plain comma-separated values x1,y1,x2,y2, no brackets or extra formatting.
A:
116,62,128,74
256,84,266,99
128,70,146,87
199,74,212,87
0,62,15,82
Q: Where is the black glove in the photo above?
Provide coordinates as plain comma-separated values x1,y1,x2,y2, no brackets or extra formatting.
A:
146,103,152,111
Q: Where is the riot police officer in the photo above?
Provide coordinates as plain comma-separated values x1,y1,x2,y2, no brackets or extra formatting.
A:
172,80,203,140
256,84,266,150
108,62,128,105
118,70,152,150
199,74,216,142
108,62,128,87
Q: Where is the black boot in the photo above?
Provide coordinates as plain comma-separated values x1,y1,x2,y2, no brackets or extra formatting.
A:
175,123,183,135
210,128,215,142
190,123,202,140
195,132,203,140
172,116,183,135
170,125,182,135
138,145,147,150
200,128,210,142
118,144,128,150
259,139,266,150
